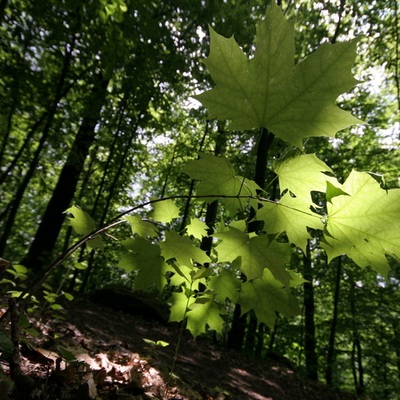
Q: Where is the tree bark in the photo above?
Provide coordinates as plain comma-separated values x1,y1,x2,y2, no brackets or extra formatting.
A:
326,256,342,385
303,241,318,380
21,73,110,271
0,0,8,24
228,128,274,351
349,274,365,395
392,318,400,380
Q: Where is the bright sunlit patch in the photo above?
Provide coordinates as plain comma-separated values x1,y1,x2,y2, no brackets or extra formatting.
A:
196,26,206,42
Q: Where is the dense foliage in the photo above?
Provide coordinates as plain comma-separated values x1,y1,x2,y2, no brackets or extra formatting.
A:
1,0,399,398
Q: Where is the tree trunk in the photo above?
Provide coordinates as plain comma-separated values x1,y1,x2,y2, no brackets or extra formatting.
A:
255,323,265,356
0,0,8,24
392,318,400,380
244,311,258,353
21,73,110,271
353,336,364,395
228,128,274,351
326,256,342,385
227,305,247,350
349,275,365,396
303,241,318,380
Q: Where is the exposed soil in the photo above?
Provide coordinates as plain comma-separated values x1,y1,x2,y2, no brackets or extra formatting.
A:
1,298,358,400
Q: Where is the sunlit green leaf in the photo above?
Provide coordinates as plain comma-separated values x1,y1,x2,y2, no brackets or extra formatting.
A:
168,291,194,322
125,215,158,237
186,218,209,239
209,269,241,303
160,231,211,267
274,154,339,204
256,193,323,252
195,1,362,148
239,269,301,327
64,205,103,249
184,153,260,215
323,170,400,277
151,199,180,223
215,226,291,283
119,238,170,291
186,295,225,337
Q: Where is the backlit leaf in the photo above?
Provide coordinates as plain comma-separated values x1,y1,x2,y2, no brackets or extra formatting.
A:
209,269,241,303
215,226,291,283
194,1,362,148
65,205,95,235
64,205,102,249
160,231,211,267
274,154,339,204
256,193,323,252
119,238,169,291
186,295,225,337
184,153,260,215
323,170,400,277
151,199,180,223
168,291,194,322
239,269,301,327
186,218,209,239
125,215,158,237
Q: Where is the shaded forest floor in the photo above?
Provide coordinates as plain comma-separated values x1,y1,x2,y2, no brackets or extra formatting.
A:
1,298,358,400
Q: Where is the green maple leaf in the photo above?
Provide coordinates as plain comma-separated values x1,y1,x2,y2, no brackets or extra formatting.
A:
287,269,308,287
151,199,180,223
65,205,102,249
239,269,300,327
184,153,260,215
186,218,209,239
274,154,340,204
125,215,158,237
168,291,194,322
209,269,241,303
215,226,291,283
256,193,323,252
186,295,225,337
169,263,193,285
194,1,362,148
160,231,211,267
118,238,170,291
323,170,400,277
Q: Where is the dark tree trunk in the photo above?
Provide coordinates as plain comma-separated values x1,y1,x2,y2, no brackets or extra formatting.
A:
228,128,274,351
255,323,265,356
0,0,8,24
21,73,110,271
392,318,400,380
0,75,19,169
268,320,278,353
352,336,364,395
326,256,342,385
349,274,365,396
244,311,258,353
227,304,247,350
303,242,318,380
